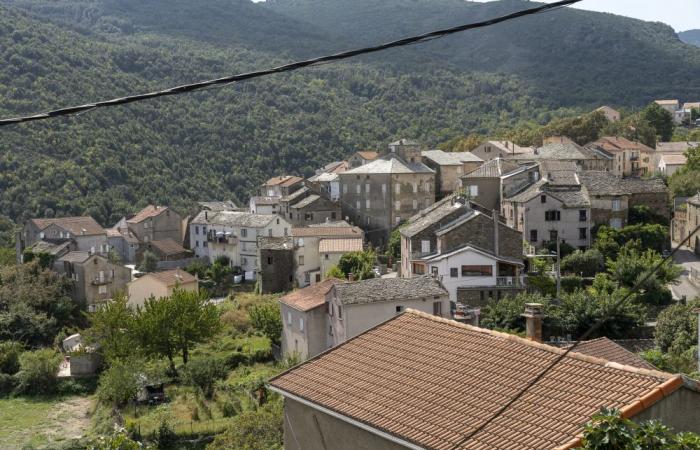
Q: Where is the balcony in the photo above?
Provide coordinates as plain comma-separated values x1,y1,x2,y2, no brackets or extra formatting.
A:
207,232,237,245
496,276,524,288
629,154,639,161
92,276,112,286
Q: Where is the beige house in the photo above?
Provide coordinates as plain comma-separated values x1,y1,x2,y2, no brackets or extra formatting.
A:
54,252,131,311
470,140,534,161
127,269,198,308
347,151,379,168
655,99,680,116
595,105,621,122
260,175,304,198
460,158,540,211
585,136,655,177
508,142,613,172
270,309,700,450
421,150,483,198
292,224,364,287
326,276,449,347
278,279,344,360
658,154,687,176
17,216,108,264
127,205,183,245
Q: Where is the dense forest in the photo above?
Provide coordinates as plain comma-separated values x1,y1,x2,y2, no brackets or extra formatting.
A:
0,0,699,231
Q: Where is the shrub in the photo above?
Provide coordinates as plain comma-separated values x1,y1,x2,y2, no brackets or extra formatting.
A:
220,398,241,418
560,249,603,277
97,359,141,406
0,373,16,397
249,302,282,345
15,349,62,395
220,308,251,333
208,401,283,450
561,275,584,293
0,340,23,375
183,356,228,398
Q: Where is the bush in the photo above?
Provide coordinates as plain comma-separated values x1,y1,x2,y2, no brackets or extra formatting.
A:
14,349,62,395
220,308,251,333
97,359,141,406
0,340,23,375
183,356,228,398
249,302,282,345
561,275,584,293
654,300,699,352
208,401,283,450
560,249,603,277
0,373,16,397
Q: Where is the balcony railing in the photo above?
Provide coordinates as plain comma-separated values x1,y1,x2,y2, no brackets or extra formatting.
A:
496,276,524,287
207,234,237,245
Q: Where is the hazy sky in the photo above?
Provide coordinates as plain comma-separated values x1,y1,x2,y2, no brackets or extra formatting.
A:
479,0,698,31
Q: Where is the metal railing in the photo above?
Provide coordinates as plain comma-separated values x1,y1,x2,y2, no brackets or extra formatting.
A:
496,276,522,287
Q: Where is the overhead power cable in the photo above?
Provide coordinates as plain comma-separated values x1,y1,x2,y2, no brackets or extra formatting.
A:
448,225,700,450
0,0,583,127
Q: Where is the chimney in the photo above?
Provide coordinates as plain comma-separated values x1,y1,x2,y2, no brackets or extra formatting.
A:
522,303,544,343
348,273,355,282
492,209,499,257
204,211,208,220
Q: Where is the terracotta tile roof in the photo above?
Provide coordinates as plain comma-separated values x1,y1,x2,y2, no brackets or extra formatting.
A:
356,151,379,161
270,310,682,450
291,226,363,238
318,238,364,253
31,216,105,236
263,175,303,187
279,278,344,312
566,337,657,371
251,196,280,206
655,99,679,105
587,137,654,153
656,141,699,153
149,238,188,256
147,269,196,287
127,205,169,224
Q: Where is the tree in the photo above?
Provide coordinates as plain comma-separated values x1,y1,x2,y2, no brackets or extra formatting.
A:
654,299,699,352
580,408,700,449
325,265,346,280
0,341,22,375
561,249,604,277
641,102,674,142
134,289,219,371
97,358,141,406
594,224,669,260
386,225,405,261
137,251,158,273
84,294,137,364
628,205,669,227
249,302,283,346
14,348,62,395
541,111,609,146
337,250,376,280
480,292,552,333
601,114,657,148
183,356,228,398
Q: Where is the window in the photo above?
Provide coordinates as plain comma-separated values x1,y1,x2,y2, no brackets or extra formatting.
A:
195,226,200,235
612,199,621,211
366,216,371,226
99,285,107,294
276,218,280,225
541,195,547,204
395,183,401,194
412,183,418,193
610,218,623,229
287,312,292,325
431,266,438,277
241,228,248,238
203,241,208,248
412,199,418,210
267,256,273,265
305,212,313,221
356,200,361,210
299,318,304,331
203,226,207,234
366,199,371,209
469,185,478,197
579,228,588,240
579,210,587,222
545,210,561,221
298,238,304,247
268,229,273,237
550,230,558,241
331,212,336,220
461,265,493,276
196,241,200,248
39,232,45,239
242,257,248,265
433,301,443,317
395,201,401,211
356,185,361,194
395,216,402,225
299,255,304,266
450,267,458,278
395,305,404,314
90,246,95,254
421,240,430,253
325,253,329,260
382,184,387,194
343,184,348,194
365,184,370,193
338,305,342,319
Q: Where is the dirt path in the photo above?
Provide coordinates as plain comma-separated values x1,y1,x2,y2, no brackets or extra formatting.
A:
40,396,94,445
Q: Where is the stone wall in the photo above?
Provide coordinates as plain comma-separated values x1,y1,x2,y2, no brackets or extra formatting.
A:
259,248,294,294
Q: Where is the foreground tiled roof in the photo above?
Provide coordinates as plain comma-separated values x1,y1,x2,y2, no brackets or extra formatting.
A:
291,226,363,238
279,278,343,312
127,205,170,224
270,310,682,450
146,269,196,287
565,337,657,371
333,276,447,305
31,216,105,236
318,238,364,253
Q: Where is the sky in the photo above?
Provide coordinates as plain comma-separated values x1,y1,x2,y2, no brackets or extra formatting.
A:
480,0,699,31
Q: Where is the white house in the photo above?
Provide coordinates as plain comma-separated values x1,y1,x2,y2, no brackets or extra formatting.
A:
658,154,687,176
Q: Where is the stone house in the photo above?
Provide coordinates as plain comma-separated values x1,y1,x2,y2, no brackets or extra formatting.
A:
460,158,540,211
127,205,183,245
127,269,198,309
106,227,139,264
278,279,344,360
325,276,449,347
503,179,592,250
655,99,680,116
595,105,621,122
270,309,700,450
676,194,700,252
307,172,341,201
17,216,108,264
585,136,655,177
338,140,435,247
137,238,191,263
257,237,295,294
470,140,534,161
249,196,280,215
658,154,687,176
292,224,364,287
508,142,613,172
347,151,379,168
421,150,483,199
278,185,342,227
197,201,241,212
54,252,131,311
260,175,304,198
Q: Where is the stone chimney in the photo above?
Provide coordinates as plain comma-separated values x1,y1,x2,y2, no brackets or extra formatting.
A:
492,210,499,257
522,303,544,343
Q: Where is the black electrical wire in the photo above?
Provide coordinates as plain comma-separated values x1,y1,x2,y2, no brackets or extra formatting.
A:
0,0,583,127
448,225,700,450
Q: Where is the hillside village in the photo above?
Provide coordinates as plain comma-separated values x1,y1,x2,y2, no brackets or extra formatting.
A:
4,99,700,448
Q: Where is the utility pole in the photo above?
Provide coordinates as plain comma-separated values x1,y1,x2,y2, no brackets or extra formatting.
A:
694,307,700,373
556,236,561,298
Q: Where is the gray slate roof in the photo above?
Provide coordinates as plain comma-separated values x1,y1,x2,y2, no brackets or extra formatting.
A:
421,150,463,166
342,155,434,175
280,186,309,203
251,196,280,206
446,152,483,163
259,237,294,251
291,194,321,209
333,275,447,305
198,201,239,212
400,199,469,238
579,171,668,196
193,211,276,228
505,181,590,208
462,158,521,179
57,251,92,264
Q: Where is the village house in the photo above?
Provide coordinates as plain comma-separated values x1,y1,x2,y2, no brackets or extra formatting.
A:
675,194,700,252
54,252,131,311
16,216,109,264
469,140,534,161
249,196,280,215
656,99,681,123
137,238,191,263
585,136,655,177
278,278,344,360
314,160,348,175
421,149,482,199
23,240,75,263
197,200,241,212
260,175,304,198
326,276,449,347
257,237,295,294
291,224,364,287
188,210,291,278
400,196,524,304
278,185,342,227
460,158,539,211
347,151,379,168
579,171,670,228
508,141,613,171
127,269,198,309
270,309,700,450
126,205,183,245
658,154,687,176
338,139,435,247
106,227,139,264
595,105,621,122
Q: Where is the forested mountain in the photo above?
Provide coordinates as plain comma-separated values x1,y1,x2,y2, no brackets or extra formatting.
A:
0,0,699,230
679,30,700,47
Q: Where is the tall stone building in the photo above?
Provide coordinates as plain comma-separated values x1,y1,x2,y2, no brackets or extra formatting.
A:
338,139,435,247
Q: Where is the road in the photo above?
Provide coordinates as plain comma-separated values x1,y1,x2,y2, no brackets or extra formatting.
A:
670,246,700,301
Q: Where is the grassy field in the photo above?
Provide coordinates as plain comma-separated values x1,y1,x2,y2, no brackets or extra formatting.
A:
0,396,94,449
